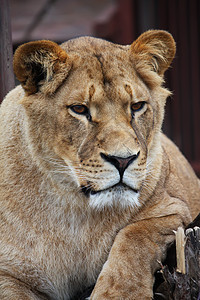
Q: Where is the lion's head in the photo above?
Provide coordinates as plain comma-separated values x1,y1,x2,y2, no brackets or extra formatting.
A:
13,30,175,210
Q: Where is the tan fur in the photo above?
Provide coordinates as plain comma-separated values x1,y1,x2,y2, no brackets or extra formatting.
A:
0,30,199,299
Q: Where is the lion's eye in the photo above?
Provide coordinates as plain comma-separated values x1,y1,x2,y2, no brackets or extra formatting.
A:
69,105,92,121
131,102,145,113
70,105,88,115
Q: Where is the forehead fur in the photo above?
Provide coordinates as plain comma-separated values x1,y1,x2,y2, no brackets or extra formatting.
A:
61,36,127,55
62,37,131,81
61,36,166,90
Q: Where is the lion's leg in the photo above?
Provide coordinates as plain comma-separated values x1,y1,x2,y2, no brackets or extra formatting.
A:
0,273,47,300
90,211,190,300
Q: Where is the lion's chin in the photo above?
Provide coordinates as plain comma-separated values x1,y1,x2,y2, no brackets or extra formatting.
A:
88,184,140,210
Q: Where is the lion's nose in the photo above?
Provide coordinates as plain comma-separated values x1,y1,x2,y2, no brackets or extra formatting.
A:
100,152,140,179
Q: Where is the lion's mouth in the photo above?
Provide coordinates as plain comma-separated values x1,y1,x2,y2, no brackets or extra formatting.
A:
81,183,139,197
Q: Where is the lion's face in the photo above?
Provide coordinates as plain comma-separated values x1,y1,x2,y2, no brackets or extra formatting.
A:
13,31,175,210
53,54,154,210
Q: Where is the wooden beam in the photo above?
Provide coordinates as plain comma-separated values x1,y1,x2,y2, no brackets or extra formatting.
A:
0,0,15,103
176,227,186,274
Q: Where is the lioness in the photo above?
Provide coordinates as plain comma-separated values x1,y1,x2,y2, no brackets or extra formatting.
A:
0,30,199,299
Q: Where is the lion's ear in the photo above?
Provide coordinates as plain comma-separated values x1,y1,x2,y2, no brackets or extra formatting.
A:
13,40,72,95
130,30,176,76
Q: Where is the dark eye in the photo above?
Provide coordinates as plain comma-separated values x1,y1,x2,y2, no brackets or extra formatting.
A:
131,102,145,113
69,105,91,121
70,105,88,115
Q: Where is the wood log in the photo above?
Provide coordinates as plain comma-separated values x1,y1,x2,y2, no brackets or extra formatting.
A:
176,227,186,274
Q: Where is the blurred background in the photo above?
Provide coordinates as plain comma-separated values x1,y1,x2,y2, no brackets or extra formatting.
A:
1,0,200,176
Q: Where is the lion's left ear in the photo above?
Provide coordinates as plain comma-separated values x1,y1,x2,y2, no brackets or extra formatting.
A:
130,30,176,76
13,40,72,95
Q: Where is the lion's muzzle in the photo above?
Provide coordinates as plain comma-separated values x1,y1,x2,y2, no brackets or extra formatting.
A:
100,152,140,180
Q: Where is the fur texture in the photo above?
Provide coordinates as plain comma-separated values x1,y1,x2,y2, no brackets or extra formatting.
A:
0,30,199,299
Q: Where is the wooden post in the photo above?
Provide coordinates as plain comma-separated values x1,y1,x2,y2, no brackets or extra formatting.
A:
175,227,186,274
0,0,15,103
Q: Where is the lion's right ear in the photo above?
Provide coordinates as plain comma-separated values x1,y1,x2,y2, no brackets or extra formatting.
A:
130,30,176,88
13,40,72,95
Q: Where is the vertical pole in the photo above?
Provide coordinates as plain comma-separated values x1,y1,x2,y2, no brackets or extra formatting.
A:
176,227,186,274
0,0,15,103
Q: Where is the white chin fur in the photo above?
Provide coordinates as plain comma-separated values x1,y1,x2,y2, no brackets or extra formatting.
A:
89,186,140,210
